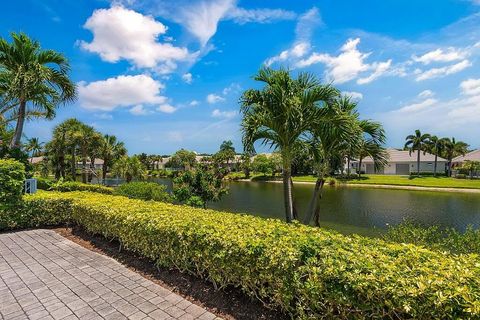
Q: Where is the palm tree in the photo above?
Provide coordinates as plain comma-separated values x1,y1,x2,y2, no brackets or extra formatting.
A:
112,156,146,183
25,137,43,162
240,67,338,223
405,130,431,176
426,135,444,177
74,124,102,183
0,33,76,148
441,137,469,177
99,134,127,181
356,138,388,178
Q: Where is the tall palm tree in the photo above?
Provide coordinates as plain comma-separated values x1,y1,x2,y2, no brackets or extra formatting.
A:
240,67,338,223
0,33,76,148
441,137,469,177
112,156,146,183
427,135,444,177
73,124,102,183
405,130,431,176
99,134,127,181
25,137,43,162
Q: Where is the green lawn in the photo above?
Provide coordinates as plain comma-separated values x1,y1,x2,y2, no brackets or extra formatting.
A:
292,174,480,189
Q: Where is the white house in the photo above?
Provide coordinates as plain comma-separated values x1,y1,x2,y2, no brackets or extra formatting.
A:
350,148,447,175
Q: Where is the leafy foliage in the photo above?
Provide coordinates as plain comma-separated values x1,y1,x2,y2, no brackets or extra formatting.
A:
251,154,275,176
3,191,480,319
167,149,197,170
0,159,25,205
50,181,113,194
112,156,147,183
115,182,171,202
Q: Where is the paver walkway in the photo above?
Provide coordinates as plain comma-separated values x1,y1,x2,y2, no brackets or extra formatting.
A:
0,230,219,320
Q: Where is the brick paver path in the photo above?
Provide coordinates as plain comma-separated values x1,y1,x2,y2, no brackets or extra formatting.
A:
0,230,220,320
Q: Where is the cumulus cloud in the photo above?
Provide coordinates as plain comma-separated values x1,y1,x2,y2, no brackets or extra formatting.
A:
182,73,193,83
343,91,363,100
129,104,151,116
415,59,471,81
80,6,192,73
396,98,437,113
206,93,225,104
265,7,320,66
418,90,435,98
157,104,177,113
460,78,480,95
78,74,166,111
412,47,468,65
297,38,392,85
189,100,199,106
211,109,237,119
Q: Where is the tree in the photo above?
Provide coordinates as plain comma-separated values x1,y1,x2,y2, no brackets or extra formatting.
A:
74,123,102,183
252,154,275,176
426,135,444,177
168,149,197,170
442,137,469,177
0,33,76,148
99,134,127,181
240,152,253,178
461,160,480,179
112,156,146,183
405,130,431,176
173,164,228,209
241,67,338,223
25,137,43,162
213,140,236,171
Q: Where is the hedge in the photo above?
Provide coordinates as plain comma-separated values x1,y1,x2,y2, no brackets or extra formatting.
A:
50,181,114,194
0,159,25,205
3,191,480,319
114,181,171,202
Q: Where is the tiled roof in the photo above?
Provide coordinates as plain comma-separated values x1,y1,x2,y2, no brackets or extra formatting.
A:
453,149,480,162
361,148,446,163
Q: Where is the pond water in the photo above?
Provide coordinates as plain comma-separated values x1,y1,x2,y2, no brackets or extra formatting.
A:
102,177,480,237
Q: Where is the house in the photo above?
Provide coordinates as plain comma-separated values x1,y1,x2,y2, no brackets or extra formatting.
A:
350,148,447,175
452,149,480,166
76,158,104,170
29,156,45,164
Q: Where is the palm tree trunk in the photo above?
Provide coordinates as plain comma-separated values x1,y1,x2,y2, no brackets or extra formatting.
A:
417,149,421,176
358,157,363,179
82,150,87,183
10,100,26,148
70,148,76,180
347,157,351,175
303,177,325,225
290,177,298,220
282,166,294,223
434,154,438,177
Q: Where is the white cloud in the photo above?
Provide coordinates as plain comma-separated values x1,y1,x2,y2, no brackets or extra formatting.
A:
94,113,113,120
460,78,480,95
396,98,437,113
418,90,435,98
343,91,363,100
129,104,151,116
265,7,320,66
182,73,193,84
189,100,199,106
78,74,166,111
412,47,468,65
222,83,241,95
226,7,296,24
211,109,237,119
297,38,392,85
206,93,225,104
80,6,191,72
157,104,177,113
415,59,471,81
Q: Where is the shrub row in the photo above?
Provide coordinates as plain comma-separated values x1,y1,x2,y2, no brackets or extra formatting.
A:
114,181,171,202
0,159,25,205
3,191,479,319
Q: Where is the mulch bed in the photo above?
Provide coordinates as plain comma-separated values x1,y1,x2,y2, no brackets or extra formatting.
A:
53,226,288,320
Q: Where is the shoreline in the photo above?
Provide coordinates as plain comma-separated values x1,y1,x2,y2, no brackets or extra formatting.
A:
236,179,480,194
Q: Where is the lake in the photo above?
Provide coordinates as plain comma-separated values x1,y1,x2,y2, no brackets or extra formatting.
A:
210,181,480,236
105,178,480,237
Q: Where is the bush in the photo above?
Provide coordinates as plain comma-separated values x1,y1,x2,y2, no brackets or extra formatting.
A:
51,181,113,194
0,159,25,205
456,173,467,179
9,191,480,319
35,176,55,190
114,181,171,202
409,172,447,177
384,220,480,255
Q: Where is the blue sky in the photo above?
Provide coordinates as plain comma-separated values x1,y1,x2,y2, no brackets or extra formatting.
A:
1,0,480,154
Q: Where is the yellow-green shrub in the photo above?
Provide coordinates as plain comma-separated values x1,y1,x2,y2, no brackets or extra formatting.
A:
0,159,25,205
12,191,480,318
51,181,113,194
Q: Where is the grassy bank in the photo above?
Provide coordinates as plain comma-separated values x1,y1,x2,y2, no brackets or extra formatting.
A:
292,174,480,189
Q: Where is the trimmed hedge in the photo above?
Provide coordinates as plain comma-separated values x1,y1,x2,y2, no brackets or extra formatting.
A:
51,181,113,194
4,191,480,319
114,181,171,202
0,159,25,205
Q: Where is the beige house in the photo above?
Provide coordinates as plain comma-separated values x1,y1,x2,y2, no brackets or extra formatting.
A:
453,149,480,166
350,148,447,175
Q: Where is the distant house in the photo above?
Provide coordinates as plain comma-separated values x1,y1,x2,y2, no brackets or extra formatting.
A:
350,148,447,175
76,158,104,170
30,156,45,164
453,149,480,166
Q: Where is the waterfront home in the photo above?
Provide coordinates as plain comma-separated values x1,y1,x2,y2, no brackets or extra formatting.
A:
350,148,447,175
453,149,480,166
76,158,104,170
